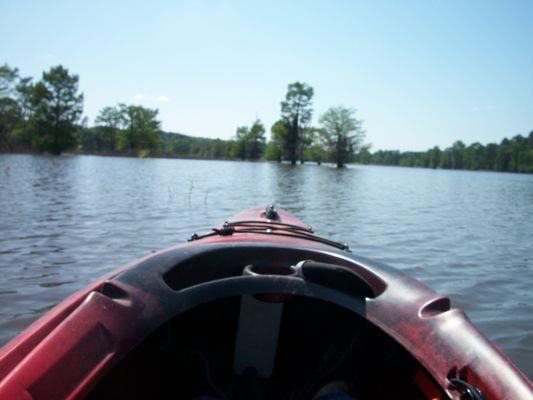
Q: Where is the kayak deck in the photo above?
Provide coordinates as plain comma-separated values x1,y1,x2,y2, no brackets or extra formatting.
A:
0,206,530,399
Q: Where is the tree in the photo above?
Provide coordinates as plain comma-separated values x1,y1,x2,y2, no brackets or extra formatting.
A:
231,119,266,160
117,104,160,151
232,126,249,160
30,65,84,154
95,105,123,151
9,77,35,148
323,130,532,173
440,148,452,169
300,127,325,164
450,140,465,169
280,82,314,165
16,77,34,122
465,142,485,170
305,143,327,165
319,106,365,168
0,64,21,150
298,126,316,164
485,143,498,170
0,64,18,97
266,120,289,162
246,119,266,160
0,98,21,151
428,146,442,169
355,144,372,164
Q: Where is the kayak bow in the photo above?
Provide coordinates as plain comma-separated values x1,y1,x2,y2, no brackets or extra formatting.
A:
0,206,531,400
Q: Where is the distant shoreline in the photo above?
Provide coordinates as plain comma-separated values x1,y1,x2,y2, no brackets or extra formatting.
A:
2,149,533,175
77,150,238,162
0,149,254,162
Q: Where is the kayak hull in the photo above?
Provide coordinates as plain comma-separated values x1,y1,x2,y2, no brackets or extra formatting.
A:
0,207,531,399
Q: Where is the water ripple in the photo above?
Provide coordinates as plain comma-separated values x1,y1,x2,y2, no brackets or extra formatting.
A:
0,154,532,377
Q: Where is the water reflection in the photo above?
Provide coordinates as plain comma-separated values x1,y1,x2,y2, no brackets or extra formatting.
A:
270,163,308,212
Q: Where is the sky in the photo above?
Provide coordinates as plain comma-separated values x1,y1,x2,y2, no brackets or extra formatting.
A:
1,0,532,151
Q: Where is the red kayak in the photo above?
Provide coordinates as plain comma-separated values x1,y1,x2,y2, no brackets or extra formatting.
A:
0,206,531,400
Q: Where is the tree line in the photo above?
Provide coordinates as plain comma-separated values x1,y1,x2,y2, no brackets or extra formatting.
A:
357,135,533,173
1,63,532,172
0,64,366,167
0,64,83,154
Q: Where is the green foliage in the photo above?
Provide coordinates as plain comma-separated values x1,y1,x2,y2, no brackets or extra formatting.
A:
94,105,122,150
280,82,314,164
158,131,234,158
319,106,365,168
354,145,372,164
266,120,289,162
281,82,314,125
361,133,533,173
246,119,266,160
0,64,21,150
2,63,533,173
16,77,34,122
298,126,317,164
30,65,84,154
0,97,21,150
116,104,160,151
427,146,441,168
0,64,18,97
304,143,327,165
232,126,249,160
78,104,161,154
79,126,105,152
231,119,266,160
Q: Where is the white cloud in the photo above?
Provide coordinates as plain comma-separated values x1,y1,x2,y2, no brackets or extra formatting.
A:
133,93,146,100
155,95,170,102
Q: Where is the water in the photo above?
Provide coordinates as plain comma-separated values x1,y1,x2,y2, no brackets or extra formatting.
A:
0,154,532,377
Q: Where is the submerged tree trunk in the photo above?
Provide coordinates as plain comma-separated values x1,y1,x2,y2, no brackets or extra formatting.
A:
288,115,299,165
336,132,343,168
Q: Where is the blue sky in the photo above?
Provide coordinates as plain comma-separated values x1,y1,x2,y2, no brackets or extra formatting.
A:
1,0,532,151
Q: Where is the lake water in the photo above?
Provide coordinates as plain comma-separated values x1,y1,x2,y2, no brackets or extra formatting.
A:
0,154,532,377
